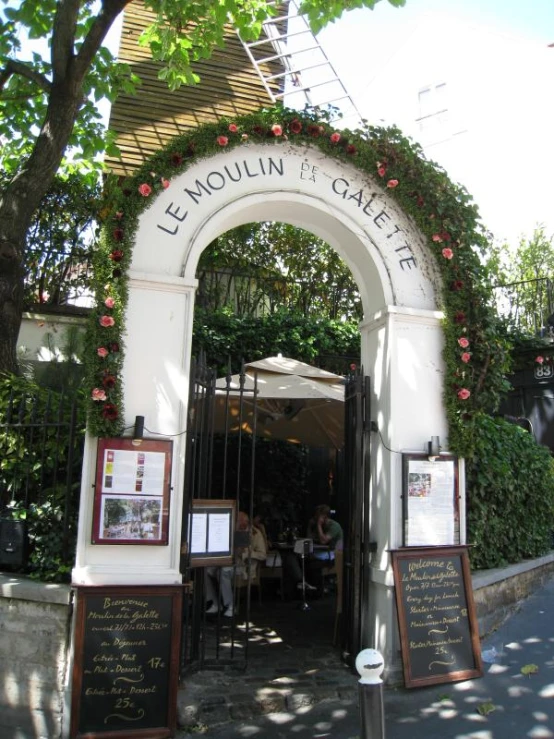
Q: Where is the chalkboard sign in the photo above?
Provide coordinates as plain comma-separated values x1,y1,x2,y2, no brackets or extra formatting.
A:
392,547,482,688
70,585,182,738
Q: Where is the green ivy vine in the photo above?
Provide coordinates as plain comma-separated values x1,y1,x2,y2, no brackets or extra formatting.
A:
86,104,511,454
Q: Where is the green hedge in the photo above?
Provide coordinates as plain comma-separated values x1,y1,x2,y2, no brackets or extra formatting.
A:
466,413,554,569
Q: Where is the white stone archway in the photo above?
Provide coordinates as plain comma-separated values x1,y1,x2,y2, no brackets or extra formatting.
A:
73,142,461,676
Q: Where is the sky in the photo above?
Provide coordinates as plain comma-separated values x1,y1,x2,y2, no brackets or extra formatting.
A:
314,0,554,246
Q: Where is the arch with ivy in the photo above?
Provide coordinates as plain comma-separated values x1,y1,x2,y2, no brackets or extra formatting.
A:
76,105,508,676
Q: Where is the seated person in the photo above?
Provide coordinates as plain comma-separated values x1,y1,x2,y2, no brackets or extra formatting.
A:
253,512,282,567
283,505,343,595
205,511,267,617
307,504,343,562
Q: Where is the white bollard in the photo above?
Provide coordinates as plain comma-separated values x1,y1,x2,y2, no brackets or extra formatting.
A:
355,648,385,739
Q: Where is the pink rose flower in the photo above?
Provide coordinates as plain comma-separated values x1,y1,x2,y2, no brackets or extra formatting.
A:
217,136,228,146
99,315,115,328
457,388,471,400
442,247,454,260
271,124,283,136
377,167,386,177
92,388,107,402
138,183,152,197
97,347,109,358
461,352,471,363
432,233,443,242
458,337,470,348
387,179,399,189
330,132,341,143
161,178,170,189
104,296,115,309
228,123,238,133
536,355,545,364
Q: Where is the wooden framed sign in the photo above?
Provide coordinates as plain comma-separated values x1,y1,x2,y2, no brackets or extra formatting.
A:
70,585,182,738
392,546,482,688
402,454,460,547
92,438,172,545
185,499,236,567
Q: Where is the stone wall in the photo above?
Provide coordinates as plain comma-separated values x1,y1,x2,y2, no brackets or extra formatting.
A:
472,551,554,638
0,575,72,739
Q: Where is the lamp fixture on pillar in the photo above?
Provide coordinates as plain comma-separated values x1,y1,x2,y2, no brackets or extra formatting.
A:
427,436,440,461
132,415,145,446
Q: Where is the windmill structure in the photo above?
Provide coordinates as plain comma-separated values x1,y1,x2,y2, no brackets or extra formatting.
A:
105,1,363,175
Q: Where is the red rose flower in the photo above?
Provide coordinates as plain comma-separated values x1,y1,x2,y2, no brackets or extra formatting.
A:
451,280,464,291
102,404,119,421
113,228,124,242
416,196,425,207
454,311,466,324
109,342,120,353
346,144,357,155
289,119,302,134
171,153,183,166
103,374,116,389
109,250,124,262
307,124,321,137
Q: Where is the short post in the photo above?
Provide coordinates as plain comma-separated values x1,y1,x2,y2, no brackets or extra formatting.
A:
355,648,385,739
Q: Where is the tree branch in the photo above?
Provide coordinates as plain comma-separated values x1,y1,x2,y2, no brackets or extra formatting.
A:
74,0,133,80
0,59,52,94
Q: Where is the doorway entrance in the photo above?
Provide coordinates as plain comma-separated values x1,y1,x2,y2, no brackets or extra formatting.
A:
179,353,370,673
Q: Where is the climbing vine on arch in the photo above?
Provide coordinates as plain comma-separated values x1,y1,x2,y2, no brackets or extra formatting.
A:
86,104,511,453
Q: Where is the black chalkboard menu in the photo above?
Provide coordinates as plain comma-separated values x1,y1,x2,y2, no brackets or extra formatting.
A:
392,546,482,688
70,585,182,738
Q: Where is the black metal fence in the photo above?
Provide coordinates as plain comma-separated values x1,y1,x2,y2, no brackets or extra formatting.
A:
0,386,84,579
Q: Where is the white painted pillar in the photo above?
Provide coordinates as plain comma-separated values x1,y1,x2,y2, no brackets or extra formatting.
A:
360,306,448,679
72,273,197,586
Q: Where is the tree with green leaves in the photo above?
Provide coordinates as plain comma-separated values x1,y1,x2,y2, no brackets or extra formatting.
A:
197,222,362,320
488,227,554,335
0,0,405,376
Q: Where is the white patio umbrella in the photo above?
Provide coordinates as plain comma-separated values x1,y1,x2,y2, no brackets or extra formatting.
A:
213,356,346,449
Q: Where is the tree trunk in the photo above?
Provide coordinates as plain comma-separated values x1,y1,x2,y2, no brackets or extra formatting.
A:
0,81,82,375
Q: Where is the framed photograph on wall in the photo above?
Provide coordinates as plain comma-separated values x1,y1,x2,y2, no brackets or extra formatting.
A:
92,438,172,545
402,453,460,547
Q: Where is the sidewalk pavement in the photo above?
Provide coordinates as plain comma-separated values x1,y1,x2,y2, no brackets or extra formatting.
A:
177,572,554,738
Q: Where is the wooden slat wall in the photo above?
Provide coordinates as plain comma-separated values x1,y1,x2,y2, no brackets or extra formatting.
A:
105,2,284,176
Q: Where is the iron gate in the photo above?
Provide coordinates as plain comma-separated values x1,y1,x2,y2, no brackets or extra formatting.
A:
337,371,371,661
179,355,259,674
179,356,371,674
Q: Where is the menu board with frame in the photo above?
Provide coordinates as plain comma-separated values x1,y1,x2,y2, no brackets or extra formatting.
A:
392,546,482,689
92,438,172,545
185,499,236,567
402,453,460,547
70,585,182,738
